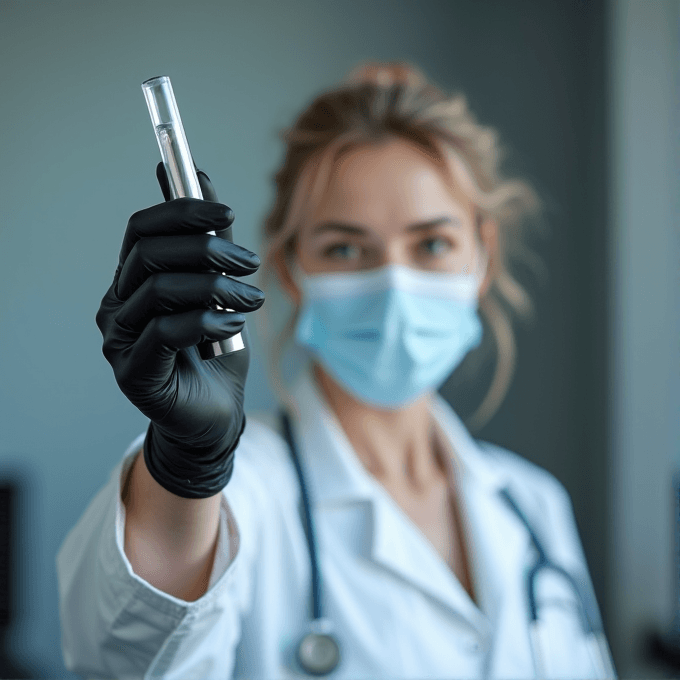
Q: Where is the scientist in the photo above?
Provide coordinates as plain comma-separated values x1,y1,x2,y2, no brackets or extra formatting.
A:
57,61,617,679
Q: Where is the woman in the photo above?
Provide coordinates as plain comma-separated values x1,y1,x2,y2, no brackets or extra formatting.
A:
57,62,616,679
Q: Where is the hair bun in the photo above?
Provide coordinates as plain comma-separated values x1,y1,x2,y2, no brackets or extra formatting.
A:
343,61,426,88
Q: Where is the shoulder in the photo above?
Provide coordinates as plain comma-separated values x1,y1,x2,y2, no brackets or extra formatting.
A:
474,438,585,565
474,439,574,519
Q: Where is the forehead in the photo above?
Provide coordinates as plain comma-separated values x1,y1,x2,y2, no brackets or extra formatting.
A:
308,138,474,226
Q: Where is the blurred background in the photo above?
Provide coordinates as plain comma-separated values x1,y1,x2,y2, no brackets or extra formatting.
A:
0,0,678,677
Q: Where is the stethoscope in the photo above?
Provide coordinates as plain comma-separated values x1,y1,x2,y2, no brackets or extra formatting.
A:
279,410,617,678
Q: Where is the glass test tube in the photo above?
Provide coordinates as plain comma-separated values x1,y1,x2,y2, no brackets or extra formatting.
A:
141,75,245,359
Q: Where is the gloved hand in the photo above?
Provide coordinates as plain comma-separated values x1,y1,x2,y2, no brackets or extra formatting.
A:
96,163,265,498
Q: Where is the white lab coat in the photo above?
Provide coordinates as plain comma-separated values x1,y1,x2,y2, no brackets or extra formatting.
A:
57,365,616,680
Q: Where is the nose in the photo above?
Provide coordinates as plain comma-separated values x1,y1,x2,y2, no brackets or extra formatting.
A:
379,243,411,268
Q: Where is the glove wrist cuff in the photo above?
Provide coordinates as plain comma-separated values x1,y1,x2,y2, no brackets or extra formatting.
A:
143,415,246,499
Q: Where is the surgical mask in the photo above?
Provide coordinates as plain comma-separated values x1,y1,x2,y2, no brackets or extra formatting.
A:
292,249,488,408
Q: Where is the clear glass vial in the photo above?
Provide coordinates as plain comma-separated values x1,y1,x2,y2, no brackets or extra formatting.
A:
142,76,244,358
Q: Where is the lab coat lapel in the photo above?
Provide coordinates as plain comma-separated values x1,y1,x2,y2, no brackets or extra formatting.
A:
428,396,533,615
431,395,540,672
461,474,538,673
368,482,490,636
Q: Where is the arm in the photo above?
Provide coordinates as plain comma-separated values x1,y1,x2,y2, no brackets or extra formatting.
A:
122,447,222,602
59,164,264,676
56,436,252,679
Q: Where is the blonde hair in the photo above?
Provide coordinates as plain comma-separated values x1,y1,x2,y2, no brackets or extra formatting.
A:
256,60,548,432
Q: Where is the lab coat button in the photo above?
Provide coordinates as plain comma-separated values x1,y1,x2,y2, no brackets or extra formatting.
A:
461,637,484,654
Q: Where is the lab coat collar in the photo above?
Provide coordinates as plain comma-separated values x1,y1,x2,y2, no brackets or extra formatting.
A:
287,364,512,509
286,365,530,639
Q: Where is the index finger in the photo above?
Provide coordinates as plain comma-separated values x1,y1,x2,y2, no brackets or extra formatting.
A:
117,197,235,270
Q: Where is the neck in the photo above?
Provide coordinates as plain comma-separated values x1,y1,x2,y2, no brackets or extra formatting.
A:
312,363,447,493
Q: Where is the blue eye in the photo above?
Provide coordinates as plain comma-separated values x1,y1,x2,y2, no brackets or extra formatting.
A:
324,243,360,260
421,237,452,256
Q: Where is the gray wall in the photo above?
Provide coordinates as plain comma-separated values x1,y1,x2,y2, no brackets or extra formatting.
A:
0,0,670,677
608,1,680,677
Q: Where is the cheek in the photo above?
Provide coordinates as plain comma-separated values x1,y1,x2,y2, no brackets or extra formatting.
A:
457,230,480,261
296,244,318,274
295,233,311,269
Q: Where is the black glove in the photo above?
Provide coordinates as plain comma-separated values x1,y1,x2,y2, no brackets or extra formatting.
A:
96,163,265,498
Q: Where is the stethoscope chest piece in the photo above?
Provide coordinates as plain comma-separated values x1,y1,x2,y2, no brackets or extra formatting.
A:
296,618,341,676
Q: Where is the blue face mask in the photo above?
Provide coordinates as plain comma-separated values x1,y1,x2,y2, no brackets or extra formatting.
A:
293,250,487,409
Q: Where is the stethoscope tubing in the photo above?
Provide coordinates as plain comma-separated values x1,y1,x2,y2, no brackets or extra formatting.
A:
498,487,617,677
281,411,342,676
281,410,323,621
280,410,617,678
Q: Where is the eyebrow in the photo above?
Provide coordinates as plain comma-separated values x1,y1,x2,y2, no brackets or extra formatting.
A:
310,216,461,236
